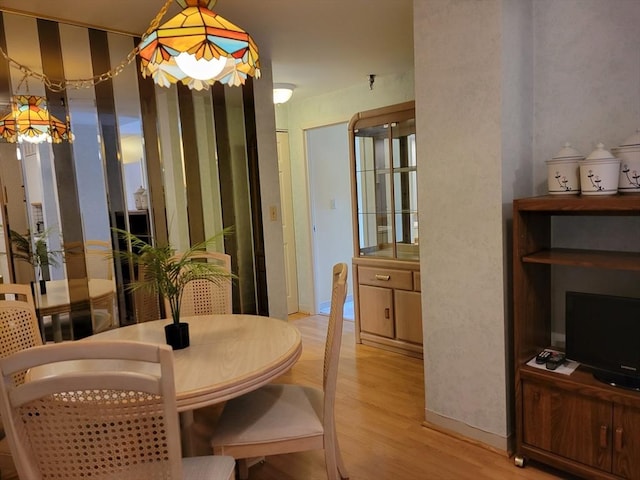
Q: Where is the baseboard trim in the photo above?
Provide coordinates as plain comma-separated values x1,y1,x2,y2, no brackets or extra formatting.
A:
423,410,511,456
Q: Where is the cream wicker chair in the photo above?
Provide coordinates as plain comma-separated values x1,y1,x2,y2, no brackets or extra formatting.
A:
165,251,233,316
210,263,349,480
0,283,42,480
0,283,35,308
0,340,236,480
0,294,43,384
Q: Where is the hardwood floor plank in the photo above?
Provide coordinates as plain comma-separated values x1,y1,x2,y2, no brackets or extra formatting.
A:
194,314,571,479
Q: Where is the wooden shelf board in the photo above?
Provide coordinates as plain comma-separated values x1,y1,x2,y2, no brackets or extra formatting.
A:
522,248,640,271
514,194,640,213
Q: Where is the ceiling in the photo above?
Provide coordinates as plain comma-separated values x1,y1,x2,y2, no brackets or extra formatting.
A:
0,0,414,101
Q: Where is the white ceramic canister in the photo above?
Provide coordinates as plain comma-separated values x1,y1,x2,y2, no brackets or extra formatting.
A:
545,143,583,194
613,129,640,193
579,143,621,195
134,186,148,210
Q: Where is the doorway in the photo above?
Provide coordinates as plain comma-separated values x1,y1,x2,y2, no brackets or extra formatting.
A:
276,130,299,314
305,123,353,315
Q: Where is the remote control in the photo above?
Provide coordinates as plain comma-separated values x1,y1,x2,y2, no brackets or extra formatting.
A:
535,350,552,364
545,352,566,371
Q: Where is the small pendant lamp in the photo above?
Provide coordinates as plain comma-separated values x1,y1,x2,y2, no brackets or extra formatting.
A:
0,95,72,144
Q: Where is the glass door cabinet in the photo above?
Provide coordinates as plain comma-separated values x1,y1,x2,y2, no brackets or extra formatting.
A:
349,101,423,358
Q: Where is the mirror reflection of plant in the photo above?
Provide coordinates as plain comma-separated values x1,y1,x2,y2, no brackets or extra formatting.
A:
9,227,64,279
112,227,235,326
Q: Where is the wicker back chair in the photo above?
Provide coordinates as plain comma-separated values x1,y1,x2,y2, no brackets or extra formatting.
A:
0,283,39,480
0,284,35,308
0,291,42,385
164,251,233,317
0,340,236,480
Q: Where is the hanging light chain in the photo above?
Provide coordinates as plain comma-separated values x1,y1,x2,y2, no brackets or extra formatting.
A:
0,0,174,93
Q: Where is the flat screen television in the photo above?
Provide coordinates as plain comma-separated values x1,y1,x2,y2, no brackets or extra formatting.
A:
565,291,640,391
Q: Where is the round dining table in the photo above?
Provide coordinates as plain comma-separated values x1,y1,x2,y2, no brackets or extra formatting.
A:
30,314,302,456
81,314,301,411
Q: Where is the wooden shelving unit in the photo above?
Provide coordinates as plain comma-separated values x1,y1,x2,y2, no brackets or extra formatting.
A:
513,194,640,480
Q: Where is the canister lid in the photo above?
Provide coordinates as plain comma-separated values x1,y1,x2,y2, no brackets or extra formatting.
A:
552,142,584,160
585,142,616,161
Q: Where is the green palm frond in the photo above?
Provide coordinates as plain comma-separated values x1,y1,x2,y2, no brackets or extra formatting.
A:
9,228,63,269
112,227,235,325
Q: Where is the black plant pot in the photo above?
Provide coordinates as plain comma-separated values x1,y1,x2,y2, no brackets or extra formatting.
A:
165,322,190,350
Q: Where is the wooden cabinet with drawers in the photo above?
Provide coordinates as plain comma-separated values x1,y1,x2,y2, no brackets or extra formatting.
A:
353,258,422,358
349,102,422,358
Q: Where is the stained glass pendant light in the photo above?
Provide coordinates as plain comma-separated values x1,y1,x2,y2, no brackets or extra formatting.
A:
0,95,72,144
139,0,261,91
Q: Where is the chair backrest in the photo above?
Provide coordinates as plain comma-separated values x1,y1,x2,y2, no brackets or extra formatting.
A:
0,340,184,480
84,239,114,281
323,263,348,409
0,295,42,385
165,251,233,317
0,284,35,309
134,264,162,323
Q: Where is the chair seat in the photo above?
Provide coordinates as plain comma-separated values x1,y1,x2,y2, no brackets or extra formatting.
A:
212,384,324,447
210,263,349,480
182,455,236,479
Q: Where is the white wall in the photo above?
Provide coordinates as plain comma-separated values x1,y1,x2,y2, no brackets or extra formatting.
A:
283,72,415,312
414,0,640,451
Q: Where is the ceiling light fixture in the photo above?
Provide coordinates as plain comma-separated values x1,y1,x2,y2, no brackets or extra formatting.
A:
0,95,72,144
273,83,295,104
139,0,261,91
0,0,259,93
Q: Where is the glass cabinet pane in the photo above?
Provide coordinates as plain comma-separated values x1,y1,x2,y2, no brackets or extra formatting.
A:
351,102,418,260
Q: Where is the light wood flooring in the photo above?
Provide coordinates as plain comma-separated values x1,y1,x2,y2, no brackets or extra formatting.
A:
194,314,572,480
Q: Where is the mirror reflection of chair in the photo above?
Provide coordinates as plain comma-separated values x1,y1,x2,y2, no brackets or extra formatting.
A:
134,264,162,323
165,251,233,316
0,340,236,480
85,240,117,333
84,239,114,280
210,263,349,480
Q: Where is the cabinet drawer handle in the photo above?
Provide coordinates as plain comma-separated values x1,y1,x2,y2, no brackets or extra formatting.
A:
615,427,623,452
375,274,391,281
385,308,390,319
599,425,608,449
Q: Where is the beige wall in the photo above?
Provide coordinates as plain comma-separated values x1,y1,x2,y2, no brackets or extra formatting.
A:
415,0,510,451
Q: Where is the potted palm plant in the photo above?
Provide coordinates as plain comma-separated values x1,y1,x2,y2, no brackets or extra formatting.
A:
114,228,234,350
9,228,63,294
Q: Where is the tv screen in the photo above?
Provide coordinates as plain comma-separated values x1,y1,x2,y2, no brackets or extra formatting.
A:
565,291,640,390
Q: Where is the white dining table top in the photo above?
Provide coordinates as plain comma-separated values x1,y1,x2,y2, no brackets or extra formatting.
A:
30,314,302,412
